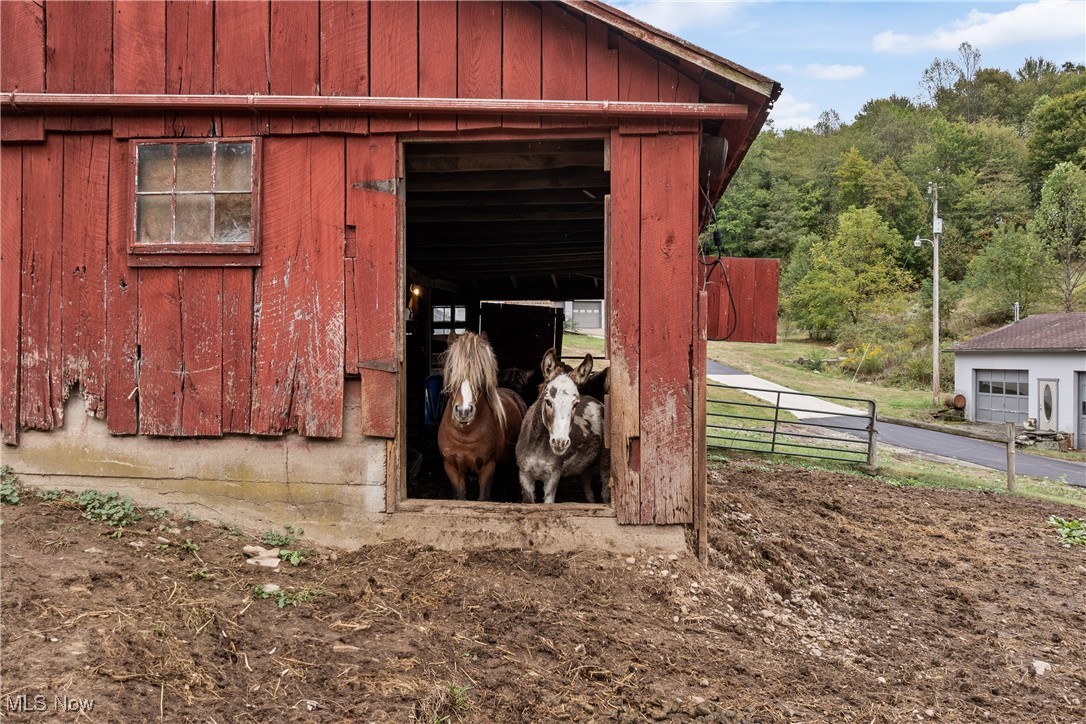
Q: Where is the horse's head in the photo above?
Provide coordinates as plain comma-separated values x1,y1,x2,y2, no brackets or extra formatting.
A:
441,331,503,429
539,356,591,455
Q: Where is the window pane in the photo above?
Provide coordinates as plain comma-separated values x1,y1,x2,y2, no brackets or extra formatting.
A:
138,144,173,192
991,382,1004,395
176,144,213,192
217,143,253,192
137,195,172,242
214,193,252,243
1005,382,1018,395
978,381,991,394
454,306,466,322
175,194,213,242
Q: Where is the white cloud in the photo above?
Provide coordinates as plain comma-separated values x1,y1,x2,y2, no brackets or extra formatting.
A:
873,0,1085,54
777,63,866,81
768,92,821,130
611,0,749,37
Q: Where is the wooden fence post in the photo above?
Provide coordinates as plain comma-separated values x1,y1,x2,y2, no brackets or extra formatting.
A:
1006,421,1016,492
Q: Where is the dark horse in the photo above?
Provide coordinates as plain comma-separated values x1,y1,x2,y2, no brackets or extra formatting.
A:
437,331,527,501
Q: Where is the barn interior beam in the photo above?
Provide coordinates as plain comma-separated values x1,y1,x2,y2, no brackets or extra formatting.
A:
405,139,609,303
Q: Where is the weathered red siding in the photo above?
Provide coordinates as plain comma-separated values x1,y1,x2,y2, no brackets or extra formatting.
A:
0,0,776,528
704,257,780,344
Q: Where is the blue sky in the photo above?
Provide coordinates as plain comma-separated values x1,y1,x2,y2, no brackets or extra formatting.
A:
611,1,1086,129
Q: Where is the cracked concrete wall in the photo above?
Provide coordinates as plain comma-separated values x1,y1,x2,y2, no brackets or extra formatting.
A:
2,380,389,538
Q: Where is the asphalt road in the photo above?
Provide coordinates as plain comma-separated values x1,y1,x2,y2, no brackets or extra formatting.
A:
706,360,1086,488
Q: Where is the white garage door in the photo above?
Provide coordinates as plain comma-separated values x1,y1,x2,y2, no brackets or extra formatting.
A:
975,369,1029,424
572,300,602,330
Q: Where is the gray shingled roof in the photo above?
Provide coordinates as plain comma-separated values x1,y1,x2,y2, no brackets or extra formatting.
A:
952,313,1086,352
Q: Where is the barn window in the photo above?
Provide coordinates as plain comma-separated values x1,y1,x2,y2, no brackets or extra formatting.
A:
130,139,261,258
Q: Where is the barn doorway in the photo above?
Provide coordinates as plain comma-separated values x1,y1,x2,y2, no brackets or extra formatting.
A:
402,138,610,503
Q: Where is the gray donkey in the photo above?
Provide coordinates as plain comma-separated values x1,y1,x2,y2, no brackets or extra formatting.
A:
516,349,610,504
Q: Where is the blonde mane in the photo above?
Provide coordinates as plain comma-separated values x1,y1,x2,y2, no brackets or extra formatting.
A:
441,332,507,433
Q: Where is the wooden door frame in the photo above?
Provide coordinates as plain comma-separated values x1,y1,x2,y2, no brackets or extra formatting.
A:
389,128,613,511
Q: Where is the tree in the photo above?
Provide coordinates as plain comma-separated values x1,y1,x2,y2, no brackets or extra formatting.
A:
1031,162,1086,311
964,224,1057,319
1027,88,1086,187
785,207,915,337
814,109,842,137
833,146,874,210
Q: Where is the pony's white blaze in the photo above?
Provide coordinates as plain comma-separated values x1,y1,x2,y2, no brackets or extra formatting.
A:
545,375,579,455
455,379,475,424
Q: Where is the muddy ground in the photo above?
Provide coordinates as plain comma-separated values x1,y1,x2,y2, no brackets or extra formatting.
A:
1,460,1084,723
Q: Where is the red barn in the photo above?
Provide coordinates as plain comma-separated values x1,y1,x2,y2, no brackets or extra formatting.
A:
0,0,779,551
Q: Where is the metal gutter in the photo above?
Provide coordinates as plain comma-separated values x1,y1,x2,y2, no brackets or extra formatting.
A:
1,93,749,120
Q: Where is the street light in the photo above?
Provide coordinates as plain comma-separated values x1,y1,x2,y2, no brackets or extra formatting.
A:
915,233,940,407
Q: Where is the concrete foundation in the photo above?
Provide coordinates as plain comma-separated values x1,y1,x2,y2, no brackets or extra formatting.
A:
1,382,687,555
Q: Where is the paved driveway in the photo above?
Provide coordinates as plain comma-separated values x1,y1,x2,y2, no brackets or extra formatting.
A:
707,360,1086,488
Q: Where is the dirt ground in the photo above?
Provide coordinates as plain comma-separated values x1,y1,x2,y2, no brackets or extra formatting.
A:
2,460,1084,723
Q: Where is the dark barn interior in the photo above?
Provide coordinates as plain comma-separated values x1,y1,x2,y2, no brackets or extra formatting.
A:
403,139,610,500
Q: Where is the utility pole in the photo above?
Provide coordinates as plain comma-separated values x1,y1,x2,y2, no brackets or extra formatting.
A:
930,182,941,408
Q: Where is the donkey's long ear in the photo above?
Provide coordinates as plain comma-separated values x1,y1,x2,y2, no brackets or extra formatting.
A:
571,354,593,386
447,329,458,345
541,348,561,382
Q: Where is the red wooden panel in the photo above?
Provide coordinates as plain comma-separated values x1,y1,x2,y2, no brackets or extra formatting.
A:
215,1,270,135
639,133,695,525
166,0,215,137
344,257,358,374
18,137,63,431
113,0,166,138
586,18,617,102
222,268,254,433
1,1,44,91
705,259,725,340
270,0,319,134
419,1,458,132
370,0,418,133
319,0,369,135
705,257,780,343
457,1,502,130
137,267,224,436
45,1,111,130
0,1,45,140
541,2,586,129
60,135,109,421
617,37,658,135
180,269,223,436
346,136,398,439
694,288,708,559
1,146,22,444
45,1,111,91
137,269,184,435
106,140,139,434
753,260,780,343
251,137,345,437
608,132,641,524
733,258,757,344
501,0,541,129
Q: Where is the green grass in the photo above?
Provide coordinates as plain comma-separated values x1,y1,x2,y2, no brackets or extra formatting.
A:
707,336,932,419
561,333,606,361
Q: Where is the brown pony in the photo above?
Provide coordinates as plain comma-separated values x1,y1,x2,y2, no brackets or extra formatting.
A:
437,331,527,501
